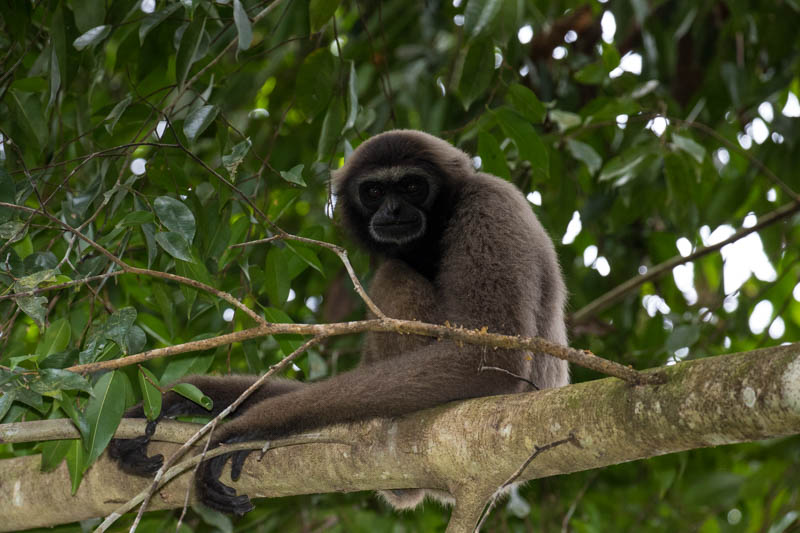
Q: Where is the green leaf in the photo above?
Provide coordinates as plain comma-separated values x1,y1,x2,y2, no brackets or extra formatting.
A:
35,318,71,359
0,168,16,224
309,0,340,33
280,164,306,187
318,103,345,159
671,133,706,164
477,131,510,181
549,109,582,132
507,84,546,124
574,62,607,85
155,231,194,262
33,369,91,395
265,247,290,306
295,49,335,119
40,439,71,472
154,196,196,243
139,3,182,44
100,309,133,357
0,391,16,421
60,392,91,447
171,383,212,411
66,439,86,494
263,308,305,355
344,61,358,131
495,107,549,180
232,0,253,50
7,89,47,148
222,138,252,179
16,295,48,327
118,210,155,227
565,139,603,175
104,95,132,135
72,25,111,51
176,15,208,88
138,367,162,421
47,43,61,111
183,104,218,144
463,0,502,40
84,371,129,468
285,242,324,276
458,40,494,109
598,145,653,183
601,42,621,71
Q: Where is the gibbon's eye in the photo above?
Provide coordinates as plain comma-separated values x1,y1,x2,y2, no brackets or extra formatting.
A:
400,176,428,198
361,182,384,201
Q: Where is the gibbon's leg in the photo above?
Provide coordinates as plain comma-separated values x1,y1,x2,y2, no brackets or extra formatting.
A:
109,375,305,476
194,343,525,515
361,259,439,365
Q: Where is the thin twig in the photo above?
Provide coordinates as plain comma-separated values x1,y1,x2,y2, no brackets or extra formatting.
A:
571,200,800,324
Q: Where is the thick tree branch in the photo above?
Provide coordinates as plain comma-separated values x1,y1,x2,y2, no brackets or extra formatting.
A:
2,343,798,532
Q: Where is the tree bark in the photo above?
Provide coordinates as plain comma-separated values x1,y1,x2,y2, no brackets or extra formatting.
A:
1,343,799,532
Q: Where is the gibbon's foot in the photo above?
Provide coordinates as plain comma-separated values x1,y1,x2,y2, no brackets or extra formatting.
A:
108,420,164,476
196,448,256,515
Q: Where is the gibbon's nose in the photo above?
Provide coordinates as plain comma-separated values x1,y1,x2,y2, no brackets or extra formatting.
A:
384,196,402,216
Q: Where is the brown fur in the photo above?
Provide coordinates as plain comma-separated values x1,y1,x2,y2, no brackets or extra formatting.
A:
109,130,569,515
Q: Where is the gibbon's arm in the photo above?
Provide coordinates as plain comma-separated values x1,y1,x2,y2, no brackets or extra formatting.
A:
195,341,523,514
109,376,305,476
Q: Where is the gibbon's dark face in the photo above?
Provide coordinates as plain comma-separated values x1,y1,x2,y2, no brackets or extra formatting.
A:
357,170,436,247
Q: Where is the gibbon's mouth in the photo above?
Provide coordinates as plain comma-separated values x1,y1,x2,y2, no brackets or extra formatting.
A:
373,220,419,228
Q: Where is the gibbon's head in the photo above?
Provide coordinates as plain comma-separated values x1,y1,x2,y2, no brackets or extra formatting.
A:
332,130,473,256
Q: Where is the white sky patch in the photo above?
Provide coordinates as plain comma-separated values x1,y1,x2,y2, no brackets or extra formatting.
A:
793,281,800,302
305,296,322,312
583,245,598,267
494,50,503,69
518,24,533,44
594,256,610,277
771,132,785,144
643,294,671,317
553,46,567,60
519,64,530,77
746,118,769,144
700,220,777,295
472,156,482,169
737,132,753,150
666,346,690,366
454,14,464,26
723,336,731,349
130,158,147,175
156,120,167,138
758,101,774,122
748,300,773,334
723,293,739,312
769,317,785,339
452,0,463,7
601,11,616,43
287,288,296,302
646,116,670,137
222,308,234,322
715,147,730,165
767,188,777,202
616,114,628,129
676,237,693,257
564,30,578,43
782,92,800,117
527,191,542,206
638,265,648,275
140,0,155,13
436,77,446,96
742,212,757,228
673,263,698,305
562,211,582,245
610,51,642,78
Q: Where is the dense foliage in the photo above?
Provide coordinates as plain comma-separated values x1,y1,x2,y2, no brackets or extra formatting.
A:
1,0,799,531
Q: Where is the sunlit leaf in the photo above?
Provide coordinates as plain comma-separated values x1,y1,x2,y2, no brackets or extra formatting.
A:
84,371,129,468
232,0,253,50
565,139,602,175
155,231,194,262
183,104,218,144
507,84,546,124
477,131,510,181
458,40,494,109
280,164,306,187
35,318,71,359
171,383,212,411
154,196,196,243
138,367,162,421
495,107,549,180
463,0,502,39
672,133,706,163
265,246,290,306
72,25,111,51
